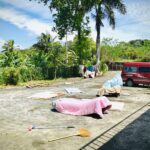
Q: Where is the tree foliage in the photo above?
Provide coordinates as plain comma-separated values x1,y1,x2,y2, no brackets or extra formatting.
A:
30,0,127,67
88,0,126,65
33,33,56,53
0,35,150,85
2,40,15,52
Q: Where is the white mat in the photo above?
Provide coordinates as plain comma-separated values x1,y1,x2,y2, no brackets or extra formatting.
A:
110,101,124,111
65,88,82,94
121,93,130,96
28,92,64,100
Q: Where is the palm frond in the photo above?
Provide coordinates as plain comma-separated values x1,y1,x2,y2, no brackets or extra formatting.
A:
104,4,115,29
104,0,126,14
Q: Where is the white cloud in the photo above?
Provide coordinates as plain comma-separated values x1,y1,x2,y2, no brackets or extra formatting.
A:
0,0,149,48
90,27,139,42
88,0,150,42
102,27,140,42
89,18,140,42
127,1,150,26
0,7,56,37
1,0,51,19
0,6,75,45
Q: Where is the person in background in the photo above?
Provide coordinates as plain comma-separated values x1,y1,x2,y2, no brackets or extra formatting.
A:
83,65,95,78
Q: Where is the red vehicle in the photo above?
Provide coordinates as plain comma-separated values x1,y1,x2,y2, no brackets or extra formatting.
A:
121,62,150,86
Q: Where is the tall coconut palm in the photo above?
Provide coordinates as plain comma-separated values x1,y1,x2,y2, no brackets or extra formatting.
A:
91,0,126,66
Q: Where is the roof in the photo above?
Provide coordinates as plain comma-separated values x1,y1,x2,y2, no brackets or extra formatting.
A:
123,62,150,67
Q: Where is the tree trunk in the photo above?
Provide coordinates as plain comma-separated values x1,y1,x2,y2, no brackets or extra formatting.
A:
65,34,68,64
77,28,82,64
95,4,101,70
96,25,101,66
54,66,58,79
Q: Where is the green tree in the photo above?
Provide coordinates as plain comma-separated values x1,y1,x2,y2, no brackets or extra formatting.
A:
2,40,15,52
49,0,92,64
101,37,118,46
129,39,144,47
70,35,96,65
90,0,126,66
30,0,126,67
30,0,91,63
31,0,90,39
33,33,56,53
1,40,22,67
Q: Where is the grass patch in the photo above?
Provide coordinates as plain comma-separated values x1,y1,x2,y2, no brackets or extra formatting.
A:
0,77,82,89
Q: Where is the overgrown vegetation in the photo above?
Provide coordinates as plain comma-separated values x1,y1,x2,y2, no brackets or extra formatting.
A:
2,1,149,86
0,35,149,85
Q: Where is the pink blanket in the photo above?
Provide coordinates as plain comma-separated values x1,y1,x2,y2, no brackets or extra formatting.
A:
52,96,112,118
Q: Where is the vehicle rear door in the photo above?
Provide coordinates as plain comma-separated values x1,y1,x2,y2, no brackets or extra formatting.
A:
138,66,150,84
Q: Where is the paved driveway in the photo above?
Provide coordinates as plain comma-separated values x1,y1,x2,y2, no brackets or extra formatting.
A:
0,71,149,150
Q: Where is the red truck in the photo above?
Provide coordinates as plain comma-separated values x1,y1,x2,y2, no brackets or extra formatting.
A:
121,62,150,86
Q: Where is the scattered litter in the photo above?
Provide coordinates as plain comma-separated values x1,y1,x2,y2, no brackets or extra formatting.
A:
110,101,124,111
48,128,91,142
32,140,46,145
145,92,150,95
28,92,65,100
28,125,75,131
65,82,72,85
28,107,40,112
65,87,82,94
26,85,32,88
121,93,130,96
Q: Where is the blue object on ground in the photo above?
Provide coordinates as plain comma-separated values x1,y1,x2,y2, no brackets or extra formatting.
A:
103,73,123,88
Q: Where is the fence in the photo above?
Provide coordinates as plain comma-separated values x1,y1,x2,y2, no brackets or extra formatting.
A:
107,62,123,71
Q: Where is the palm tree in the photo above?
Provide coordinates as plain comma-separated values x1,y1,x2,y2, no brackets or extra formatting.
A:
91,0,126,66
33,33,56,53
1,40,22,67
2,40,15,52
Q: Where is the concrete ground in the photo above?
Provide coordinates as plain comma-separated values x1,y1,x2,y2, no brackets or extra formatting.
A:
0,71,150,150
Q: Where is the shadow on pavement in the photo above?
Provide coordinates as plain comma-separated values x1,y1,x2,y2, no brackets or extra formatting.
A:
80,108,150,150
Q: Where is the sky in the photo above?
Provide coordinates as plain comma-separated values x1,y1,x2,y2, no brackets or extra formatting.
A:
0,0,150,50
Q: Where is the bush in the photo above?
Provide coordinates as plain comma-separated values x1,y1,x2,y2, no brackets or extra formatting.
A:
2,67,20,85
20,66,45,81
100,62,108,74
48,66,80,79
58,66,80,78
140,55,150,62
0,68,3,84
19,66,32,82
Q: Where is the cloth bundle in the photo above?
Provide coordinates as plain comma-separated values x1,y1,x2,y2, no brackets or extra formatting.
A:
97,85,121,96
97,73,123,96
52,96,112,118
103,73,123,88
